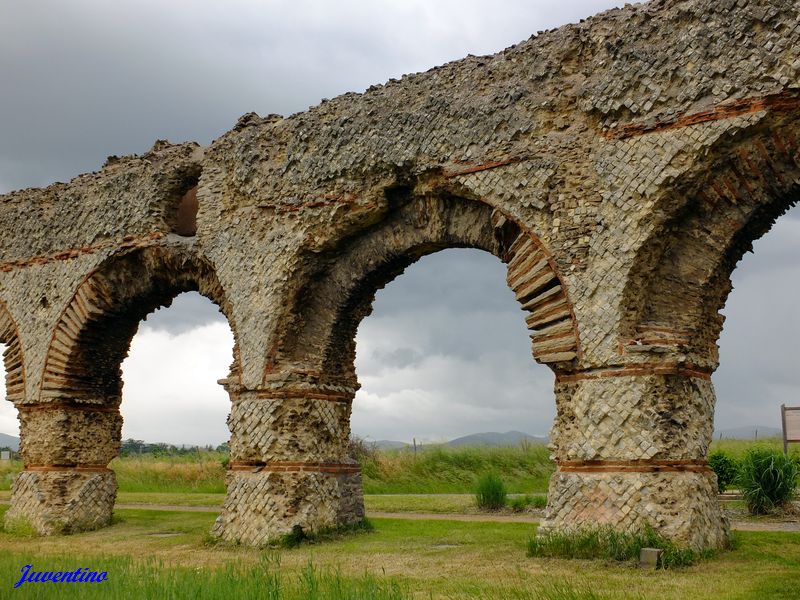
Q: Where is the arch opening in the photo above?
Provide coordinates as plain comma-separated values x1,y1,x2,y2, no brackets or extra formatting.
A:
119,291,234,452
10,245,240,534
257,193,579,529
17,245,239,534
351,247,556,452
0,303,24,471
713,202,800,439
40,246,240,406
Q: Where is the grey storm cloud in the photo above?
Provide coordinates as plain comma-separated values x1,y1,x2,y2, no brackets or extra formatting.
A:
141,292,227,336
0,0,621,194
0,0,794,444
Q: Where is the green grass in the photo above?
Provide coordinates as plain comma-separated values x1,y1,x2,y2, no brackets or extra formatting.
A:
115,445,554,495
110,454,227,494
0,553,409,599
3,491,541,514
709,437,785,459
3,445,554,495
738,448,799,514
527,525,715,568
475,471,508,510
0,459,22,491
115,492,225,507
364,493,475,513
361,444,554,494
1,504,800,599
510,494,547,511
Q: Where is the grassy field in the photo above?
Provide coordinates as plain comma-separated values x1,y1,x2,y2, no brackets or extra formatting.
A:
110,454,227,494
1,438,792,497
111,492,482,514
709,437,787,458
360,444,553,494
1,440,798,597
1,444,555,494
0,458,20,491
1,505,799,599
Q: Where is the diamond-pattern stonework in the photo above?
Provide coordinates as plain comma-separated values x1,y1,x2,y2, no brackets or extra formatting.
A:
5,471,116,535
550,375,715,461
540,471,729,550
212,471,365,546
228,397,350,463
1,0,798,549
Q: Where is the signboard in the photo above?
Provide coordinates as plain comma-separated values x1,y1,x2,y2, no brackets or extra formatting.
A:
0,451,9,461
781,404,800,454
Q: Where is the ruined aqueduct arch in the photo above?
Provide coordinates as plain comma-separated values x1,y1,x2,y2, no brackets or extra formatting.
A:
1,0,799,549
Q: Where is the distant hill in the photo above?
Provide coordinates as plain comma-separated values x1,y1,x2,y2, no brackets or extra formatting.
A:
447,431,547,448
373,440,410,450
0,432,19,451
369,431,547,450
714,426,781,440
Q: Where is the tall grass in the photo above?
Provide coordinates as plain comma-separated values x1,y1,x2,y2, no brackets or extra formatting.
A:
0,459,22,491
709,437,784,459
475,472,508,510
527,526,703,568
362,444,554,494
3,445,554,495
738,448,798,515
111,454,226,493
0,554,409,600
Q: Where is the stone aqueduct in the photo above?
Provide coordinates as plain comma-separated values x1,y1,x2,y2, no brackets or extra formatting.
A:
1,0,799,549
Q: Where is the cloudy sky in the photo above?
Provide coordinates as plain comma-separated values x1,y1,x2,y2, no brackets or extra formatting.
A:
0,1,796,445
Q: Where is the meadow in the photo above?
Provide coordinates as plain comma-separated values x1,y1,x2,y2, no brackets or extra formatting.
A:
1,438,799,598
2,438,789,494
1,506,799,599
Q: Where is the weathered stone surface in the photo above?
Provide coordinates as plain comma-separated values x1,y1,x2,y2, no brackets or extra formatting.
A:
17,408,122,466
541,471,729,550
550,375,715,461
212,470,364,546
5,470,116,535
1,0,798,548
228,396,351,463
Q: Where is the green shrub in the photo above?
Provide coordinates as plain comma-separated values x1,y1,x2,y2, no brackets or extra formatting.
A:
527,525,702,568
530,494,548,509
738,447,798,515
708,450,739,492
510,495,532,512
476,472,507,510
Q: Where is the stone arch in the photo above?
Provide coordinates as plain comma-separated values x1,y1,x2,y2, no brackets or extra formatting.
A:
620,114,800,369
274,193,580,387
0,300,25,403
10,243,241,535
40,244,241,405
